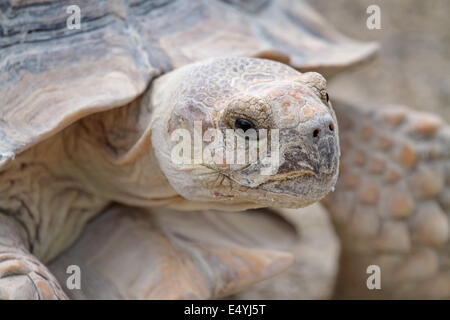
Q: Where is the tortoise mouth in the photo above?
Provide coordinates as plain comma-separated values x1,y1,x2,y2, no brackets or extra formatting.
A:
258,169,338,200
194,167,337,209
259,169,317,184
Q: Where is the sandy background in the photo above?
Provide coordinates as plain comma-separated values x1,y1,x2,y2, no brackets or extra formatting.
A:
310,0,450,121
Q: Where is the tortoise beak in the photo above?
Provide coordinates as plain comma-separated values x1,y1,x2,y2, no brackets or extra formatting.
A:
316,134,338,174
278,113,339,176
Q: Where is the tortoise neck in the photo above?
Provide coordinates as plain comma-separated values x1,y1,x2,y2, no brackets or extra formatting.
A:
66,96,180,207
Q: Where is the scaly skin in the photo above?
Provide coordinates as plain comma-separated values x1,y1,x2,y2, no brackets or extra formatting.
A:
0,215,67,299
48,204,296,300
0,57,339,299
0,121,108,299
324,101,450,299
150,57,339,209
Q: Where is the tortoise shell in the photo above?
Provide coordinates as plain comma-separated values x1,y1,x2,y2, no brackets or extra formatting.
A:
0,0,377,168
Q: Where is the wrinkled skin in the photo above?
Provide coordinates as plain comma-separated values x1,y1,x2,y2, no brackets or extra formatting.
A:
0,57,338,299
151,57,340,209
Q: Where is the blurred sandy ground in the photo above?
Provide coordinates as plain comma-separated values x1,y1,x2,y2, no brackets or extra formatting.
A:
310,0,450,121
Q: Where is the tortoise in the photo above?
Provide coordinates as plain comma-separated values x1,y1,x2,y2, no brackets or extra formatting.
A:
1,0,449,300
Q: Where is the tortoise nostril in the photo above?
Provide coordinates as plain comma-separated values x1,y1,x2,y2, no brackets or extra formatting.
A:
310,117,335,140
313,129,320,138
329,122,334,131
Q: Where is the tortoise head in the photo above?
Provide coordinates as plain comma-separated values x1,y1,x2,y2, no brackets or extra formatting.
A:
151,57,339,209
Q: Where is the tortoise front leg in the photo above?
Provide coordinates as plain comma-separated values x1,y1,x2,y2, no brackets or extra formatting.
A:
0,215,67,299
49,204,295,300
324,101,450,299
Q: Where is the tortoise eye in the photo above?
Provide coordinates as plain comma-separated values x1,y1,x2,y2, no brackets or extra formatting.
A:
234,118,256,132
320,91,329,104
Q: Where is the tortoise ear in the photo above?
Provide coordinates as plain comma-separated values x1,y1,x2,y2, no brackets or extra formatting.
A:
297,72,327,91
297,72,327,96
49,205,295,299
295,72,329,103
